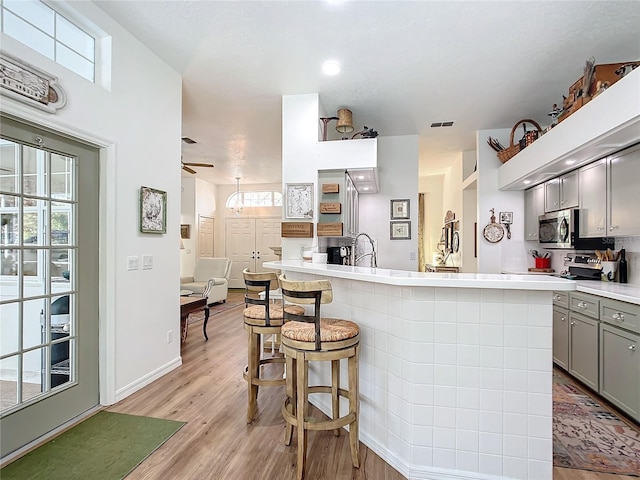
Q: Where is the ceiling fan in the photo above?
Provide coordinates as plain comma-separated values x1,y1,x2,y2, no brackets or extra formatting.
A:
180,137,214,174
181,160,214,174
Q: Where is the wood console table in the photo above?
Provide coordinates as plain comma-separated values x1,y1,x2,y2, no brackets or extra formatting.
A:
179,296,209,343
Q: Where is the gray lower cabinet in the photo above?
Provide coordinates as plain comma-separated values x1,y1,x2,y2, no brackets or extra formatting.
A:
553,306,569,369
600,323,640,421
568,311,600,391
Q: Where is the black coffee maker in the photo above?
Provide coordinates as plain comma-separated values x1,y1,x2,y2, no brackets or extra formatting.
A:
327,247,343,265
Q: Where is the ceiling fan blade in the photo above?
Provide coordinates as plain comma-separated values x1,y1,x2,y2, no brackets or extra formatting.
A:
182,165,197,174
183,162,214,168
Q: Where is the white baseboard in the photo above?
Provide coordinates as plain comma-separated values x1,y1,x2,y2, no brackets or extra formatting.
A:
114,356,182,403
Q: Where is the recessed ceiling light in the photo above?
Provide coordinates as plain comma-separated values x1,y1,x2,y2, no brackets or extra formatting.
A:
565,159,576,165
523,180,532,184
322,60,340,76
362,186,370,191
356,175,365,180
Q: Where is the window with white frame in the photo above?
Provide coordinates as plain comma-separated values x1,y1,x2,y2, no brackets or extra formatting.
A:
226,191,283,209
1,0,96,82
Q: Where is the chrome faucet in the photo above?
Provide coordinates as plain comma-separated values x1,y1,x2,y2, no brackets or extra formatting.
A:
351,232,377,267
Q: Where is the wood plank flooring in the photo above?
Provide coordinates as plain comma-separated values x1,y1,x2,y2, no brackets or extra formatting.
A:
106,291,635,480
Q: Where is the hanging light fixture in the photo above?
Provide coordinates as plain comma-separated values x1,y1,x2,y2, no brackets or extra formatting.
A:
232,176,243,216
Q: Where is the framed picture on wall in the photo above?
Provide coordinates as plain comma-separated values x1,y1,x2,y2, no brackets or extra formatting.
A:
390,221,411,240
139,186,167,234
285,183,314,219
180,224,191,239
390,199,410,219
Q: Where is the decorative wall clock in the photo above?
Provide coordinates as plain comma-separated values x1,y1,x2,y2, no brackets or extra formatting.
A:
483,208,504,243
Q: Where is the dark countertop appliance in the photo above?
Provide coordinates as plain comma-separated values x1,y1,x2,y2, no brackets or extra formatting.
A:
327,246,351,265
538,208,614,250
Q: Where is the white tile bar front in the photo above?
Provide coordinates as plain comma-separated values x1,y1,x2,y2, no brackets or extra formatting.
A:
264,261,575,480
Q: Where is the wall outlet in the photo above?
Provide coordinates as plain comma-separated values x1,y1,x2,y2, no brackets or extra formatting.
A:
167,330,173,344
409,252,416,261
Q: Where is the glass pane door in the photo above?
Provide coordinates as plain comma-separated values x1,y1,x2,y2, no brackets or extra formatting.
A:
0,116,99,458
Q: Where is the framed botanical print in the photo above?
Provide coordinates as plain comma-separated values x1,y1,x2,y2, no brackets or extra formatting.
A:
390,221,411,240
390,199,410,219
140,186,167,234
285,183,314,219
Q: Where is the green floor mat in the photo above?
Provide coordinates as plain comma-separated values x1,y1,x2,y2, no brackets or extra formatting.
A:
1,411,185,480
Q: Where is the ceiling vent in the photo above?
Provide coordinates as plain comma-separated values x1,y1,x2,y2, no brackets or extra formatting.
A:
181,137,197,144
430,121,455,128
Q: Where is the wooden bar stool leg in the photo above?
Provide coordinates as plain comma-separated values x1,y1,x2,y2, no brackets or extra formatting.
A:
296,353,307,480
284,354,295,446
348,345,360,468
246,328,259,423
331,359,340,437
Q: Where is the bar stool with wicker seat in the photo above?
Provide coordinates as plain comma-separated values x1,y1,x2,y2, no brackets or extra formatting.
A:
278,274,360,480
242,268,304,423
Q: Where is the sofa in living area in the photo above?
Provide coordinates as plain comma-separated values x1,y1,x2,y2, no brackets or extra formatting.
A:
181,257,232,305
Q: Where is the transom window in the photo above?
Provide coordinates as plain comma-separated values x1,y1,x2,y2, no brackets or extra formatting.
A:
1,0,96,82
226,191,282,208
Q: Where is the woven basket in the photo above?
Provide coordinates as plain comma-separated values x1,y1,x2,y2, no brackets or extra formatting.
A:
497,119,543,164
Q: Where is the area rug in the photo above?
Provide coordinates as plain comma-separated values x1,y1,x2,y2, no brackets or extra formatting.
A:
1,411,185,480
553,371,640,476
188,300,243,324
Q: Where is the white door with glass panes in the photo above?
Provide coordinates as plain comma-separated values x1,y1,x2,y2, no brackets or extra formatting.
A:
225,217,281,288
0,117,100,458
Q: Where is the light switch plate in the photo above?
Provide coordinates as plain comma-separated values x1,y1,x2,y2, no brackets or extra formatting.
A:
142,255,153,270
127,256,139,270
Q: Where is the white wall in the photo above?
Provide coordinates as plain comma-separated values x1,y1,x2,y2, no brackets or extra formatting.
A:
476,129,527,273
359,135,419,271
1,2,182,404
282,94,419,269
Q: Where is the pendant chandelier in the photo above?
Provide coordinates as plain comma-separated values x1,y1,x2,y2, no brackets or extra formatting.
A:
232,176,243,216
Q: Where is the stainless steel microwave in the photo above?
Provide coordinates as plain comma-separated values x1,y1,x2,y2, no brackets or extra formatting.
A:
538,209,614,250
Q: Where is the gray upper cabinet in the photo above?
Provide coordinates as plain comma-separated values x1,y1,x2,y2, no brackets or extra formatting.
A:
545,170,578,212
578,159,607,237
608,143,640,237
524,184,544,240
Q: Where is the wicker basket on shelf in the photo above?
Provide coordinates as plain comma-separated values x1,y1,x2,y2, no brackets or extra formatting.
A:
497,119,542,164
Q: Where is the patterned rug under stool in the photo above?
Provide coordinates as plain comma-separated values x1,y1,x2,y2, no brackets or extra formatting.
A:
553,370,640,476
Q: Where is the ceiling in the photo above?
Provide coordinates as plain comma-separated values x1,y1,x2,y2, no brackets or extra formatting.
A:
94,1,640,186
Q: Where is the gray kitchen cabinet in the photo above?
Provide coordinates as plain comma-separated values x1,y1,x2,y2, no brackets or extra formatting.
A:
601,297,640,335
578,159,607,238
600,323,640,421
608,143,640,237
524,184,544,240
553,306,569,369
569,292,599,319
545,170,578,212
569,311,600,391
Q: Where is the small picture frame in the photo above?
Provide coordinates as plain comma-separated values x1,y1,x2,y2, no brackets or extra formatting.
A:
180,224,191,239
139,186,167,234
390,221,411,240
500,211,513,224
390,199,410,219
285,183,314,219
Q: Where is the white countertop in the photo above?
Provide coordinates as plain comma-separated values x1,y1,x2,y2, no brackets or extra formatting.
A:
502,270,640,304
574,280,640,305
264,260,575,291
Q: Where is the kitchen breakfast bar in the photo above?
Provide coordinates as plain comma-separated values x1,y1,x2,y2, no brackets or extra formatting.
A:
264,260,575,480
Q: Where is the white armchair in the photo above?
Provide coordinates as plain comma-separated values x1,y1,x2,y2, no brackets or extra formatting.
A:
181,257,232,305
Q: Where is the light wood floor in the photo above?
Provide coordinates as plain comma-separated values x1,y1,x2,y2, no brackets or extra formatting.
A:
106,291,635,479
